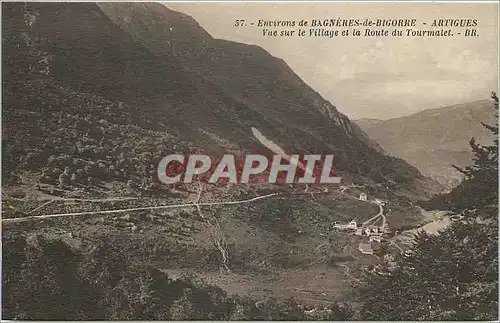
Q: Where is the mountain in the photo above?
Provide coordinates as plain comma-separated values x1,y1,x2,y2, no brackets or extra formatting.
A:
2,2,439,195
97,2,391,176
355,100,497,189
2,3,444,318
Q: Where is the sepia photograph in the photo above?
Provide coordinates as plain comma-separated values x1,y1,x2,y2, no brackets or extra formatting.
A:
1,1,498,321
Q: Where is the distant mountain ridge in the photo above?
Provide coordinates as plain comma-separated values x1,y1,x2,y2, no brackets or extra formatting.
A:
355,100,496,189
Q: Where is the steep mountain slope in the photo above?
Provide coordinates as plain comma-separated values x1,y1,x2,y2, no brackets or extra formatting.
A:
2,2,439,196
2,2,276,156
96,2,437,193
356,100,496,189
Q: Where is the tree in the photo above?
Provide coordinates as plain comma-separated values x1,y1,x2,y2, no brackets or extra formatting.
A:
358,93,499,320
2,234,101,320
356,216,498,320
425,92,498,212
454,92,498,179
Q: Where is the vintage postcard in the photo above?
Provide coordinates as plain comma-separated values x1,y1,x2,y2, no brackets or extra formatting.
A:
1,1,498,321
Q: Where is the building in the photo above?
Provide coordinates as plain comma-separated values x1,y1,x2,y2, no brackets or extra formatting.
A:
347,220,358,229
359,193,368,201
359,242,374,255
333,220,357,230
369,234,383,242
355,228,364,236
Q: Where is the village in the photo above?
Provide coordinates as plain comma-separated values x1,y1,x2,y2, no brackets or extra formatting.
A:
332,191,390,255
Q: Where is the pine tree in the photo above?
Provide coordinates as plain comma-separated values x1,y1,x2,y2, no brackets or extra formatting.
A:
454,92,498,183
358,93,499,320
426,92,498,212
357,215,498,321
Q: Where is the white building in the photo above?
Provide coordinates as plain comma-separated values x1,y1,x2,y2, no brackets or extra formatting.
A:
347,220,358,229
359,193,368,201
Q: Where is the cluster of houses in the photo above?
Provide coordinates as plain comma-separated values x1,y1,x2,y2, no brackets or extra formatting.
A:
332,191,391,255
332,219,390,255
333,220,388,236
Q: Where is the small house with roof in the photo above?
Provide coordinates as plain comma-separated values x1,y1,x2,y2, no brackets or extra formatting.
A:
359,242,374,255
346,220,358,229
369,234,383,242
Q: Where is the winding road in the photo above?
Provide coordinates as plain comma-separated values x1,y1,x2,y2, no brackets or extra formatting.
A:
337,184,386,228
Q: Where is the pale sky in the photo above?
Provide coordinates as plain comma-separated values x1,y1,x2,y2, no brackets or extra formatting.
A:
165,2,498,120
